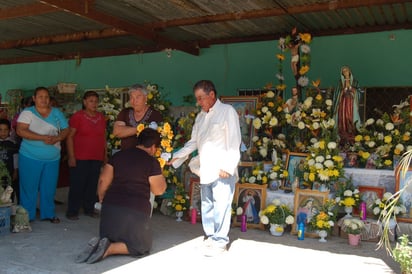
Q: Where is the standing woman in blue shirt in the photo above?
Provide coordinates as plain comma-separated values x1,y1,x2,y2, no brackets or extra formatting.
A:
16,87,69,223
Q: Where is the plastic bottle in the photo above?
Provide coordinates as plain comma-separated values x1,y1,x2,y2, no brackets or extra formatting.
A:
360,202,367,220
297,222,305,240
241,214,247,232
191,208,197,224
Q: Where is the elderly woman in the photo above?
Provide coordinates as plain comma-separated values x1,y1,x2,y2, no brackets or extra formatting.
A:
16,87,69,223
113,83,162,150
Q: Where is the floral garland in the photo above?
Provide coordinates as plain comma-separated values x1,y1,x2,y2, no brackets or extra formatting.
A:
97,85,123,154
277,29,312,90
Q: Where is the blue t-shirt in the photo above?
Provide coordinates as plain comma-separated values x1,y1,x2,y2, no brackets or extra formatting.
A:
17,106,68,161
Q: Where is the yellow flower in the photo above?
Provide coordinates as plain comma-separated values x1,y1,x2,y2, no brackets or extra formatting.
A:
158,158,166,168
299,65,310,75
309,172,315,181
384,159,392,166
136,123,145,133
342,197,355,207
299,33,312,43
175,204,183,211
312,79,321,87
402,134,410,141
276,54,285,61
384,135,392,144
276,84,286,91
147,93,154,99
315,94,322,101
354,135,363,142
364,135,370,141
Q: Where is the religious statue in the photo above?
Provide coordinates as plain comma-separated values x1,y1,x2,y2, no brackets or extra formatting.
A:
333,66,362,146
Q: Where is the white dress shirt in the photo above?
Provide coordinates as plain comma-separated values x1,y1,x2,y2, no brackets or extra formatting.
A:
173,99,241,184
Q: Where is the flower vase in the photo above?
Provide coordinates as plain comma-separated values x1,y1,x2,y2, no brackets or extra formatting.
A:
269,224,284,236
268,180,279,191
348,234,361,246
176,211,183,222
318,230,328,242
319,184,329,192
344,206,353,218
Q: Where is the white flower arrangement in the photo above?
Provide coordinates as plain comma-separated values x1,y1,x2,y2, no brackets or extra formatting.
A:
342,218,365,235
372,192,407,217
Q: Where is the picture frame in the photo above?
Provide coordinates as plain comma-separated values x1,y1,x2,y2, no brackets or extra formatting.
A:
233,183,266,230
189,177,201,222
220,96,259,161
283,151,308,191
395,166,412,223
358,185,385,217
292,189,329,237
238,161,256,183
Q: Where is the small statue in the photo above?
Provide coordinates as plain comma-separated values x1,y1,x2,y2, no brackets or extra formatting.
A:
12,206,32,233
0,185,13,204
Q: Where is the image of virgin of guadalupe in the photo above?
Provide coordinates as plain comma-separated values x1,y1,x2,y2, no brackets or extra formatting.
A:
333,66,363,147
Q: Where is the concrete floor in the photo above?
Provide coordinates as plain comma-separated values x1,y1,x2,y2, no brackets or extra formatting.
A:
0,187,401,274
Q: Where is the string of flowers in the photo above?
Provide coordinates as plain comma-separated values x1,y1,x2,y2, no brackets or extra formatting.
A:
97,85,123,155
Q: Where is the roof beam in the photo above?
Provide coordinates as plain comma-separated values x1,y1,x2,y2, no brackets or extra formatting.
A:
145,0,407,29
0,2,57,20
38,0,199,55
0,28,127,49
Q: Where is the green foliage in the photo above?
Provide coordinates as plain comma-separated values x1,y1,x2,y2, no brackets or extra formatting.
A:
392,235,412,274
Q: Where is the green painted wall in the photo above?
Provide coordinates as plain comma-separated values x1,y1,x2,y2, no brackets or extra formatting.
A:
0,30,410,105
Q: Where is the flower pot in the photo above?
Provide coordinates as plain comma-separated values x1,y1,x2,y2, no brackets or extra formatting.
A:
344,206,353,218
269,223,284,236
348,234,361,246
318,230,328,242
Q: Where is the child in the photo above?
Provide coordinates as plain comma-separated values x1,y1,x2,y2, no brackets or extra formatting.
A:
0,119,19,203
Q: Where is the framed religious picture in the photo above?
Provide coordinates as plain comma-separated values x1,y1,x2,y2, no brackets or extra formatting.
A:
189,177,201,222
220,96,259,161
283,151,308,191
233,183,266,230
358,185,385,217
395,166,412,223
292,189,329,238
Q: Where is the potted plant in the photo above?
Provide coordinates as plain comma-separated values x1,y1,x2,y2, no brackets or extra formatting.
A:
342,218,365,246
308,199,337,242
259,199,294,236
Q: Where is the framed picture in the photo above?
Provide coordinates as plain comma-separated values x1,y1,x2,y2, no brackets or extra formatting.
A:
189,177,201,222
395,166,412,223
358,185,385,217
292,189,329,237
238,161,256,183
233,183,266,230
220,96,259,161
283,151,308,191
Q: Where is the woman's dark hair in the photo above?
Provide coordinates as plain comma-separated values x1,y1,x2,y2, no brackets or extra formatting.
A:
137,128,161,148
82,90,99,109
33,86,49,96
83,90,99,100
193,80,217,96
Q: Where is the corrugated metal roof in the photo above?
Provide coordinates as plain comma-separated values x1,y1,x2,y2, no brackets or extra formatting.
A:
0,0,410,64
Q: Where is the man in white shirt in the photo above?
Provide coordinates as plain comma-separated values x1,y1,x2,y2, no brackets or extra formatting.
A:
169,80,241,257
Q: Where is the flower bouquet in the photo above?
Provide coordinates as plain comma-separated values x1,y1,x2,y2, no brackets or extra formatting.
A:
335,178,361,210
342,218,365,235
167,186,190,214
371,192,407,219
259,199,294,226
308,199,337,234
